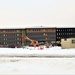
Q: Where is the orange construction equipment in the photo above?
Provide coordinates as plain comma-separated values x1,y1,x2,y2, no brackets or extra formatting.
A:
21,35,39,46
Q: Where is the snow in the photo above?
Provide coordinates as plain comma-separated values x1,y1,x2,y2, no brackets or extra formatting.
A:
0,25,75,29
0,46,75,57
0,46,75,74
0,58,75,74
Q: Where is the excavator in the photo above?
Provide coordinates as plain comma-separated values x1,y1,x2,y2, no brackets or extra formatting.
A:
24,36,50,47
21,34,50,47
22,36,39,46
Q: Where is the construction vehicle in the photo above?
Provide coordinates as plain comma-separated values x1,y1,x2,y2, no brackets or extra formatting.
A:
21,33,50,47
25,37,50,47
38,40,50,48
38,40,45,45
21,30,39,47
22,36,39,46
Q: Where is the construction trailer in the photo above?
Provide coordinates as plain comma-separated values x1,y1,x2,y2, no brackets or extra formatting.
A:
61,38,75,49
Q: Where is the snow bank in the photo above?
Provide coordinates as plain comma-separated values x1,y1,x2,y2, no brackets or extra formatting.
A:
0,46,75,57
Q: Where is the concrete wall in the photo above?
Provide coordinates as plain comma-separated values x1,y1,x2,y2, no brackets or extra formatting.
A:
70,38,75,48
61,38,75,49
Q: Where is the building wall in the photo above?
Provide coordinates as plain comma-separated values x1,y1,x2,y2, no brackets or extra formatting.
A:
0,29,22,46
26,28,56,45
0,27,75,47
56,28,75,41
61,38,75,49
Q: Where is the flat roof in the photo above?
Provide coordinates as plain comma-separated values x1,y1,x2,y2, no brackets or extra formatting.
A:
0,25,75,29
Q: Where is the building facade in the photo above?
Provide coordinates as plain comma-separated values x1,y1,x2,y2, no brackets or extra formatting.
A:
25,28,56,45
0,27,75,47
56,28,75,41
0,29,23,47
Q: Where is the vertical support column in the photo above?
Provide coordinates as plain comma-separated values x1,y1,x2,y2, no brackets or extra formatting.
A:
22,29,24,47
24,29,27,45
22,29,27,46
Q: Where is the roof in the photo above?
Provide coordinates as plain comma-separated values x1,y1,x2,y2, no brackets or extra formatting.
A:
0,25,75,29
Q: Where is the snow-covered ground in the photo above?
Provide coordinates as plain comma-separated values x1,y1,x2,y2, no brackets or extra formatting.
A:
0,58,75,74
0,46,75,74
0,46,75,57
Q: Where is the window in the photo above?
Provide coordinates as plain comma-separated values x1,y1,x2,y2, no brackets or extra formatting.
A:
17,34,19,36
17,38,19,40
67,29,68,31
69,29,70,31
4,34,5,36
71,29,73,31
59,37,60,39
57,29,58,31
59,33,60,35
4,42,5,44
63,33,64,35
64,38,67,41
46,34,48,36
43,29,45,31
38,29,40,31
72,40,75,43
17,42,19,44
28,29,30,31
43,33,45,36
6,42,7,44
33,29,35,31
45,38,48,40
3,30,5,32
17,30,19,32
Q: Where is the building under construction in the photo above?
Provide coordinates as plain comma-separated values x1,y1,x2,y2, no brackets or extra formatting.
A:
25,27,56,45
0,27,75,47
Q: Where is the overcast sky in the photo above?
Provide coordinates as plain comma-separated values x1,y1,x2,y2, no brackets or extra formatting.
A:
0,0,75,27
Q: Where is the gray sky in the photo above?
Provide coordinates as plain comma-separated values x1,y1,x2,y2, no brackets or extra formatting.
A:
0,0,75,27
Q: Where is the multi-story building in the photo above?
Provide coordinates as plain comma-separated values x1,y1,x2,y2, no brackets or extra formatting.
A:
0,27,75,47
56,27,75,41
25,27,56,45
0,29,23,47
